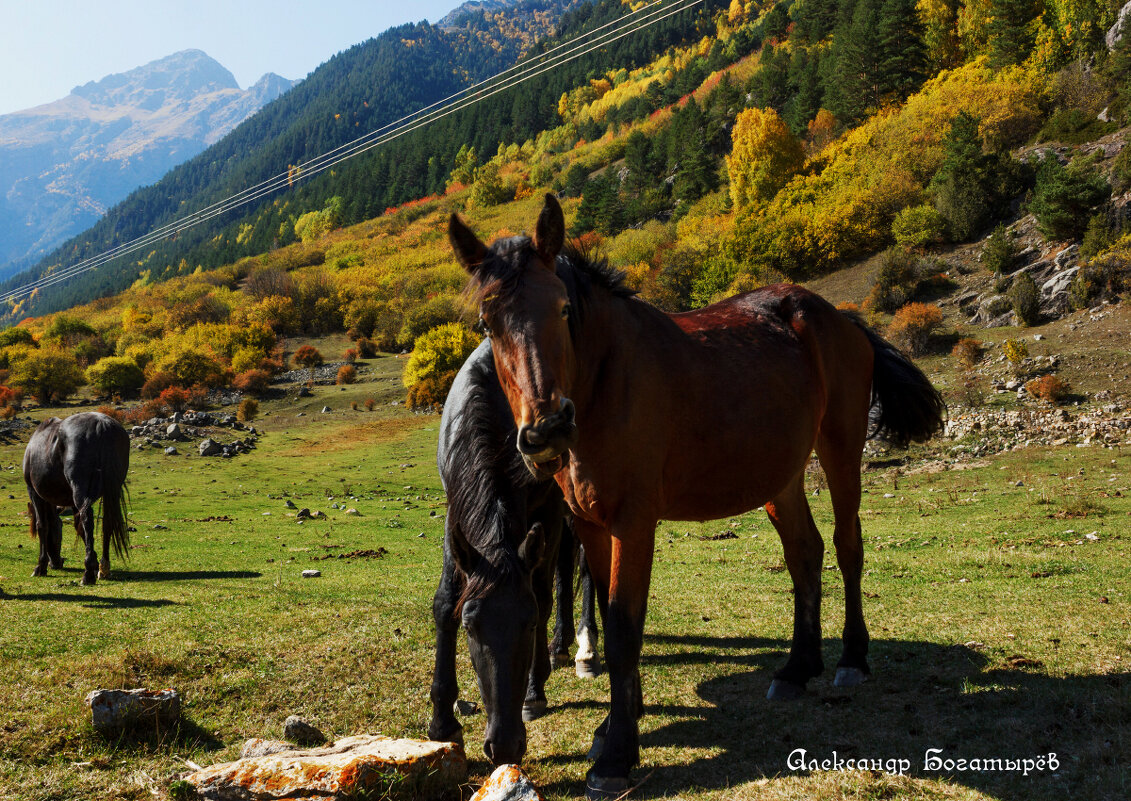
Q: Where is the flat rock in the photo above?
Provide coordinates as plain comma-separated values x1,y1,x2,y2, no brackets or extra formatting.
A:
470,764,543,801
283,715,326,746
85,688,181,734
183,734,467,801
240,738,303,759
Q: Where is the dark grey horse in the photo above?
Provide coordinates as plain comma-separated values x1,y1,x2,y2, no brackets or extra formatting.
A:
430,339,598,765
24,412,130,585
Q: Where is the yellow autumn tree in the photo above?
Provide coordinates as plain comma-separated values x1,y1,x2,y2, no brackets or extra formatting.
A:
726,107,805,211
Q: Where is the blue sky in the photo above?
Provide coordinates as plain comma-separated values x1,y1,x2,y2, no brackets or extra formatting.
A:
1,0,463,115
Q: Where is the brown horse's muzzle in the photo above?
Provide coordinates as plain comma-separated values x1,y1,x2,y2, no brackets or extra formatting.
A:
516,398,577,475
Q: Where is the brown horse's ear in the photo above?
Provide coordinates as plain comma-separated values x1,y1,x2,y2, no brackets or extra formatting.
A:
449,213,487,274
519,522,547,570
532,193,564,268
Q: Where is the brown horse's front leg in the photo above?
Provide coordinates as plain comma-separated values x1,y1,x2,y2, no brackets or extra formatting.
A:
577,521,654,799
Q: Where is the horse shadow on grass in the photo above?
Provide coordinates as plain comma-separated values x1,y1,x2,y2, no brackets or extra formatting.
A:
537,633,1127,801
114,569,262,582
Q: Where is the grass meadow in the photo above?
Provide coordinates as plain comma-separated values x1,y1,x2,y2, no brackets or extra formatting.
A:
0,354,1126,800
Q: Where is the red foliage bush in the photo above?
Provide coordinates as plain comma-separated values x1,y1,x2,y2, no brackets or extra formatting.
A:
344,348,358,363
141,371,177,400
1025,374,1071,403
96,405,124,423
951,338,983,370
293,345,323,369
158,386,190,414
355,337,378,358
0,385,23,410
364,397,376,411
123,399,165,425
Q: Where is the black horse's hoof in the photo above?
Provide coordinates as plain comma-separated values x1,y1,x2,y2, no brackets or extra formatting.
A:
766,678,806,700
49,558,64,570
32,566,47,577
551,650,571,669
833,667,868,688
80,572,98,586
586,773,629,800
586,734,605,761
428,722,464,745
522,699,547,722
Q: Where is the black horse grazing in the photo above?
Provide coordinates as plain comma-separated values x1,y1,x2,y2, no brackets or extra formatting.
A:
430,339,598,765
24,412,130,585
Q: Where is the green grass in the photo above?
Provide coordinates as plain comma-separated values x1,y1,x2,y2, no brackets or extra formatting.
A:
0,362,1127,800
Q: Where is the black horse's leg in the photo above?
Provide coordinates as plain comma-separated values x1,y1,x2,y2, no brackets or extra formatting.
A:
525,511,562,721
75,498,99,586
765,476,825,700
575,543,602,678
28,494,58,576
549,517,576,669
428,534,465,745
580,520,651,799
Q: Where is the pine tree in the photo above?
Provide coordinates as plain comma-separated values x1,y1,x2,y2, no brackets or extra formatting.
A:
987,0,1040,67
877,0,928,101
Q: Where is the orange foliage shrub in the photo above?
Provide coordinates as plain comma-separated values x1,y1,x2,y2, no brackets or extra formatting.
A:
344,348,358,363
123,399,165,425
1025,374,1071,403
293,345,323,369
364,398,376,411
96,405,124,423
336,364,356,385
406,370,458,410
952,338,983,370
141,371,178,400
233,369,271,396
356,337,378,358
887,302,943,356
158,386,190,414
237,397,259,422
0,406,17,420
0,385,23,410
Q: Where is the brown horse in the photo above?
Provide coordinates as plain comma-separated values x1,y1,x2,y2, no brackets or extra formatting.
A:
24,412,130,585
450,194,945,798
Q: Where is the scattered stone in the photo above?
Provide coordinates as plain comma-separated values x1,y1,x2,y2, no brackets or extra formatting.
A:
164,446,178,456
285,499,297,509
345,508,360,516
882,493,896,499
297,508,312,519
302,569,321,578
85,688,181,735
199,439,222,457
182,734,467,801
166,423,184,440
284,715,327,746
470,764,543,801
1085,532,1100,541
298,386,313,397
321,406,331,413
454,699,479,715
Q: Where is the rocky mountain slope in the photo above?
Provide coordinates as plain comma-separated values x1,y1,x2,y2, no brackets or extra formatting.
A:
0,50,294,277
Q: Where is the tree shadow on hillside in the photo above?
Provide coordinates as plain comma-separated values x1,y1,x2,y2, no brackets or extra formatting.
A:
537,633,1127,801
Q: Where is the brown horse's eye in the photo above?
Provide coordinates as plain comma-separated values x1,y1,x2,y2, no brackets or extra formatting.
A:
476,317,492,337
561,304,572,320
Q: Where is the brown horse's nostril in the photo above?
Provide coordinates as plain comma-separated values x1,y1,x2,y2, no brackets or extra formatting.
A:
520,426,546,448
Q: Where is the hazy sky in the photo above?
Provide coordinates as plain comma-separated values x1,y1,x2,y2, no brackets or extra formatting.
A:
1,0,463,115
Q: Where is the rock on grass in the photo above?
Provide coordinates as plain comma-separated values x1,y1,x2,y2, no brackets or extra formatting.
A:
85,688,181,735
183,734,466,800
470,764,543,800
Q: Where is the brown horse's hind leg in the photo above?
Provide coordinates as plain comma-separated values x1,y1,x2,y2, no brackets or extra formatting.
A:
765,474,825,700
817,418,872,687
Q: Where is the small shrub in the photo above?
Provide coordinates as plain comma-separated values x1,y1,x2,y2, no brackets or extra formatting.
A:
406,370,459,409
356,337,378,358
123,399,165,425
344,348,358,363
0,406,17,420
1069,249,1131,310
237,397,259,422
952,338,983,370
86,356,146,398
141,371,178,400
158,386,190,414
1002,338,1029,369
1079,214,1117,262
959,374,987,407
351,401,359,410
866,248,926,313
96,405,124,423
293,345,323,369
364,397,376,411
0,385,23,410
1025,374,1070,403
891,204,946,249
403,323,481,408
1008,270,1041,326
187,384,210,410
232,368,271,396
1029,153,1111,241
887,303,943,356
980,225,1019,275
336,364,356,385
836,301,861,313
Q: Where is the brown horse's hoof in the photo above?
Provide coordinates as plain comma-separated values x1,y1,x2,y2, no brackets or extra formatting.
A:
575,656,602,679
521,699,547,722
834,667,868,687
98,562,111,580
586,773,629,800
766,678,806,700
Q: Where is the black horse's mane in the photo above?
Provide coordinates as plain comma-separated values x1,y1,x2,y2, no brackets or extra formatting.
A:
442,349,539,611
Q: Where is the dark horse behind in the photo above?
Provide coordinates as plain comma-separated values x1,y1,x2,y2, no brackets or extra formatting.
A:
451,194,946,797
24,411,130,585
430,339,598,765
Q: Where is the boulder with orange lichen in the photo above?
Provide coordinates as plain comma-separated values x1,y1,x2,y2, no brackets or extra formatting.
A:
469,764,543,801
182,734,466,800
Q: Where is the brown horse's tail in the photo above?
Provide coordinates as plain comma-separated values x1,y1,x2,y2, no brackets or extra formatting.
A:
846,314,946,448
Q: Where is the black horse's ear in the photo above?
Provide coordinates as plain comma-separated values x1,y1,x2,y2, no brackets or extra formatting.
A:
449,529,482,576
519,522,548,570
449,213,488,274
532,193,564,268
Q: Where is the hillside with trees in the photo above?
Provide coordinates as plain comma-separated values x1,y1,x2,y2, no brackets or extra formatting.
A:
0,0,1129,416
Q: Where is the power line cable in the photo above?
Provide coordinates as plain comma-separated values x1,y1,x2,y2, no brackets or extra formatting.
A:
2,0,703,305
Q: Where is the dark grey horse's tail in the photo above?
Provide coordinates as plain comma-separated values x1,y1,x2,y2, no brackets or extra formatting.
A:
844,313,947,448
101,440,131,560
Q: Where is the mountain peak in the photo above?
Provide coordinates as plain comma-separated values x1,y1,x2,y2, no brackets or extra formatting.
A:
71,49,239,108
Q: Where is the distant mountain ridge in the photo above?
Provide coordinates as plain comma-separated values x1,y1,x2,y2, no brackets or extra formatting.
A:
0,50,295,277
